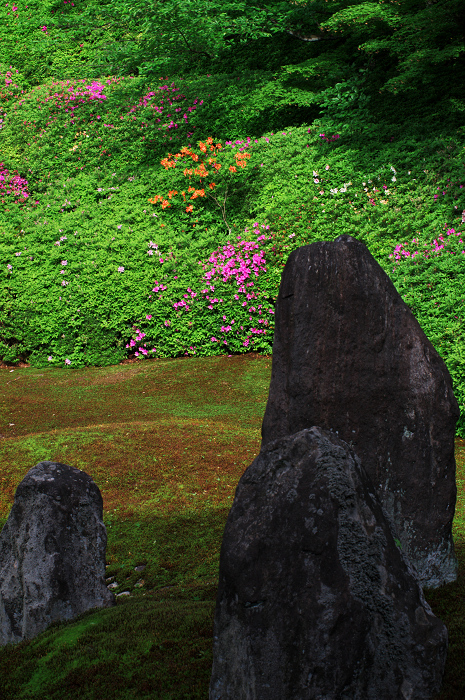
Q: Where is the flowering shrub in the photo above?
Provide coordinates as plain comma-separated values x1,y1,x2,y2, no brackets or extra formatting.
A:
123,224,278,358
319,132,340,143
0,162,31,204
389,228,465,270
0,61,463,434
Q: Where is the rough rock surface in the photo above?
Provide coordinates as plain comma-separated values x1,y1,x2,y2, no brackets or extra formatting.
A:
261,235,459,588
210,427,448,700
0,461,115,646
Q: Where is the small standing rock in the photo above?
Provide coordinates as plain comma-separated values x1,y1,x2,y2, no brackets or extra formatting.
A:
210,428,448,700
0,461,115,646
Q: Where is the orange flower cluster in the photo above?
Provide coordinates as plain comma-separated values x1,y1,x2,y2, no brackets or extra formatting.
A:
148,137,251,213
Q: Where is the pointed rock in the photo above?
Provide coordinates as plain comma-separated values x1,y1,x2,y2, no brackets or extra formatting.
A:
261,235,459,588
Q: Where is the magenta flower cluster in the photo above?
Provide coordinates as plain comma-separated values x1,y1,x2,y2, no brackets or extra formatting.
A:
433,179,464,202
14,76,198,128
126,223,276,358
126,279,167,355
173,288,198,312
14,77,111,117
2,67,19,92
126,328,156,356
200,225,274,347
319,133,340,143
98,81,203,134
0,162,31,203
389,228,465,270
9,75,203,145
202,233,268,291
0,73,207,217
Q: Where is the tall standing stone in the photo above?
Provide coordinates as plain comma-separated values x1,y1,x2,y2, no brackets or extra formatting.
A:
0,461,116,646
261,235,459,588
210,428,448,700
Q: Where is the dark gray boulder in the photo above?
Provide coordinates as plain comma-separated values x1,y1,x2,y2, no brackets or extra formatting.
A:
0,461,115,646
261,235,459,588
210,427,448,700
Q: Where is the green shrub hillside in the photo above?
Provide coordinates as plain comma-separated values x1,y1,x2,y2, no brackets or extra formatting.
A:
0,0,464,435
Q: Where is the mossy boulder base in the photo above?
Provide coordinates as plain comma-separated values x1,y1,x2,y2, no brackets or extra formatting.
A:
261,235,459,589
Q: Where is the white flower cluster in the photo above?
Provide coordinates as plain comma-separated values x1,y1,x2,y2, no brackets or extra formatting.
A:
147,240,161,257
330,182,352,195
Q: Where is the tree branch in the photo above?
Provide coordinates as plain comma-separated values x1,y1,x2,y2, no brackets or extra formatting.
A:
175,23,216,59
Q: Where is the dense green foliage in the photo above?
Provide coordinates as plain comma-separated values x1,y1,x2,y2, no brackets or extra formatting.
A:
0,0,464,434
